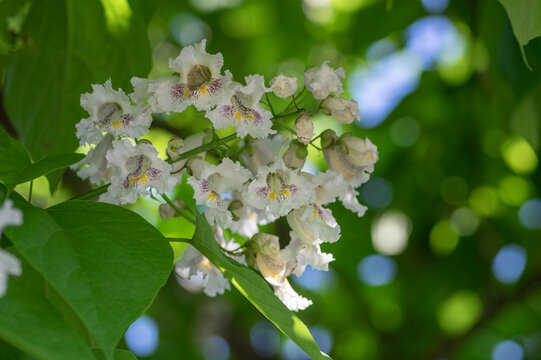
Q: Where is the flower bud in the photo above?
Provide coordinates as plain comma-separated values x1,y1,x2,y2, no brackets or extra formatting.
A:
247,233,281,255
166,137,184,161
323,133,378,180
295,111,314,145
186,158,211,179
282,140,307,169
320,129,339,150
270,74,298,98
228,199,243,221
321,98,360,124
303,61,345,100
138,139,153,145
158,200,187,220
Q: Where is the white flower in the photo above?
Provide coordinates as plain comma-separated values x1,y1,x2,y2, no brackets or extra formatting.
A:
155,40,232,112
339,187,367,217
282,141,307,170
187,158,251,228
287,204,340,245
303,61,345,100
311,170,348,205
230,191,277,238
321,97,360,124
285,233,334,278
295,111,314,145
76,79,152,145
273,279,312,311
270,74,298,98
254,243,312,311
206,75,276,139
0,199,23,231
71,134,115,185
245,158,315,217
243,135,287,175
175,246,230,297
0,199,23,298
105,139,176,204
130,76,178,113
175,226,244,297
0,250,21,297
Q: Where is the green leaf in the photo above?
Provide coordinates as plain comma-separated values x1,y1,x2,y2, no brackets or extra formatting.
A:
190,211,332,360
92,349,138,360
0,251,95,360
0,128,84,189
3,0,152,192
3,194,173,360
498,0,541,70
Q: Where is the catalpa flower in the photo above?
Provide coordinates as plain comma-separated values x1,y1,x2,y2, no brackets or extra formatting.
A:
76,79,152,145
304,61,345,100
245,158,315,217
0,199,23,298
105,139,176,204
285,232,334,278
230,192,277,239
71,134,115,185
153,40,232,112
176,226,243,296
130,76,178,113
206,75,276,139
187,158,251,228
287,203,340,245
243,135,287,175
169,133,208,176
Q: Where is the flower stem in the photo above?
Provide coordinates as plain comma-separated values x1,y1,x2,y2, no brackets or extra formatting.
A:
169,133,238,164
161,193,195,224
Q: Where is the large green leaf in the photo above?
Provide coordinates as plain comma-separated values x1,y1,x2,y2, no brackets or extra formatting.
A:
3,195,173,360
0,252,95,360
0,128,84,190
190,211,332,360
499,0,541,69
3,0,152,191
92,349,138,360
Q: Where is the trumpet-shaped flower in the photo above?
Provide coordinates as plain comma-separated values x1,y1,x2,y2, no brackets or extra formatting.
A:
206,75,276,139
72,134,115,185
76,79,152,145
188,158,251,228
287,204,340,245
105,139,176,204
153,40,232,112
246,158,315,217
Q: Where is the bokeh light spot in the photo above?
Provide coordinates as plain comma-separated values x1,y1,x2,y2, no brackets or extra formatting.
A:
169,13,212,46
357,255,397,286
125,315,159,357
421,0,449,13
371,210,412,255
492,244,527,284
499,176,531,206
518,199,541,229
429,220,459,255
311,326,334,354
250,321,280,357
437,290,482,335
390,117,420,147
492,340,524,360
502,137,538,174
293,265,336,292
361,176,393,209
202,335,230,360
449,207,479,236
469,186,500,217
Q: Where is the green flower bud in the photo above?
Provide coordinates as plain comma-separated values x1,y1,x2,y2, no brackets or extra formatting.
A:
283,140,307,169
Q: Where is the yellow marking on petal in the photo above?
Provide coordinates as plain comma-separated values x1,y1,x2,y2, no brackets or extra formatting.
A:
313,209,318,217
129,173,148,184
246,114,254,121
98,124,104,129
201,258,212,270
280,189,290,198
235,112,242,121
184,89,190,98
249,213,256,220
208,192,221,201
200,86,207,96
269,191,275,200
112,121,122,129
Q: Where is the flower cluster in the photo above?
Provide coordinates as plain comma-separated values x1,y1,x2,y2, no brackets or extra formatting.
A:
0,199,23,298
73,40,378,311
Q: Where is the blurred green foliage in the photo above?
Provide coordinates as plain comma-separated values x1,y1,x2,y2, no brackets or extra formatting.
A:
1,0,541,359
